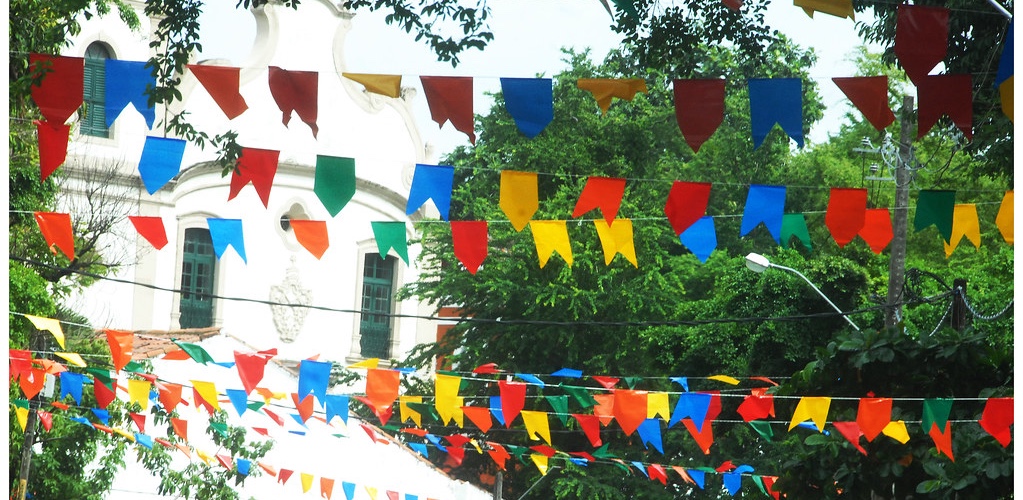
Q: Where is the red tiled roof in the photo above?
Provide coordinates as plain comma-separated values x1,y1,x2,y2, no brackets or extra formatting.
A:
96,327,222,360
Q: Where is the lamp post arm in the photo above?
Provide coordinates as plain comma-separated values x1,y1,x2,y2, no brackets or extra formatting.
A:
771,264,862,331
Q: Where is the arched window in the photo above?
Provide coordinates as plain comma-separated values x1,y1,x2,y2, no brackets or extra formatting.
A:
359,253,396,358
82,42,111,137
179,228,216,328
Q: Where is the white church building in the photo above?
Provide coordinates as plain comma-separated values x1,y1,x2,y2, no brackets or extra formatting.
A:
53,0,485,498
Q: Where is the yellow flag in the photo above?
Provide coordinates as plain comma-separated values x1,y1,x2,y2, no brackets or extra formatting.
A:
300,473,313,493
127,379,152,411
647,392,670,421
191,380,220,412
500,171,538,231
400,395,423,427
114,428,136,442
995,191,1013,244
16,407,29,431
521,410,552,446
530,221,573,268
347,358,379,370
342,73,402,98
24,314,65,349
196,449,213,464
593,219,637,267
999,76,1013,122
435,374,464,426
469,438,483,454
576,78,648,114
365,486,378,500
530,453,550,475
708,374,740,385
793,0,854,19
54,352,87,368
882,420,911,444
943,204,981,257
788,396,831,432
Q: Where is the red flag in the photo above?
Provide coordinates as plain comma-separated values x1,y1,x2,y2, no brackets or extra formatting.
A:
832,76,896,131
228,147,280,208
19,368,45,400
35,120,71,182
825,188,868,248
264,407,285,426
268,66,318,137
171,417,188,440
917,74,973,140
590,376,619,389
29,54,84,124
291,393,315,423
736,388,775,422
462,406,493,433
450,221,488,274
894,5,950,85
158,382,183,413
856,397,892,442
104,329,134,371
673,79,725,153
233,350,275,394
832,421,867,455
487,442,511,470
572,413,603,447
979,397,1013,447
94,376,117,409
928,423,955,461
572,177,627,225
130,413,146,433
128,216,169,250
278,469,294,485
664,181,712,236
858,208,893,254
612,389,647,436
648,464,668,485
420,76,475,144
37,411,54,432
187,64,248,119
289,220,329,259
499,380,527,427
34,212,75,260
472,362,501,374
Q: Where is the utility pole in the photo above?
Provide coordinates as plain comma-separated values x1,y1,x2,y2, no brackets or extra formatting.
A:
951,278,968,331
493,471,503,500
885,96,914,328
16,330,45,500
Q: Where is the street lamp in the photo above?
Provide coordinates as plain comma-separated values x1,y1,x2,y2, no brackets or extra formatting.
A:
744,253,861,331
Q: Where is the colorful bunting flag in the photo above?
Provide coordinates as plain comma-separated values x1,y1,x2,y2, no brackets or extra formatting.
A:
858,208,893,254
138,136,186,194
789,396,831,432
825,188,868,248
420,76,475,144
29,54,84,124
499,380,526,427
370,221,409,265
450,221,488,274
593,219,637,267
857,397,892,442
34,211,75,260
832,76,895,131
832,421,867,455
35,120,71,182
672,79,725,153
127,379,151,410
576,78,647,114
994,20,1014,122
268,66,318,137
914,190,955,242
406,164,455,220
748,78,804,149
521,410,552,446
943,204,981,257
462,406,493,433
207,218,247,262
917,74,973,140
290,219,330,259
613,389,648,436
740,185,786,242
679,216,717,263
172,340,216,364
573,176,626,224
105,329,134,372
894,5,950,85
664,181,712,236
530,220,573,268
781,213,813,251
500,170,539,231
343,72,402,98
25,314,65,349
928,423,954,461
314,155,357,217
795,0,853,19
228,147,280,208
298,359,332,405
979,397,1013,447
637,418,664,453
500,78,554,138
59,371,84,404
105,59,156,128
995,191,1013,244
188,64,248,119
128,216,169,250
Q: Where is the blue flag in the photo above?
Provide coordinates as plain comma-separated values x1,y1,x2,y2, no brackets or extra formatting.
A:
105,59,156,128
748,78,803,149
679,216,717,263
206,218,247,263
501,78,553,138
637,418,664,453
59,371,84,405
406,164,455,220
740,185,786,243
138,136,186,194
298,359,332,406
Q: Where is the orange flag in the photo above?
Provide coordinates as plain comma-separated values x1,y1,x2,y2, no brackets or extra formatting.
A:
928,423,955,461
187,64,248,119
171,417,188,440
858,208,893,254
366,368,400,414
576,78,647,114
320,477,335,500
34,212,75,260
292,393,315,423
593,393,615,426
104,329,133,371
612,389,648,436
290,219,329,259
463,406,493,433
159,382,183,413
572,176,626,224
856,397,892,442
500,171,538,231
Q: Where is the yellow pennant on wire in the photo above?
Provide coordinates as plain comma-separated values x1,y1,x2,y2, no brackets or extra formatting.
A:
24,314,65,349
365,486,379,500
530,453,550,475
576,78,648,114
347,358,379,370
995,191,1013,244
192,380,220,412
300,473,314,493
400,395,423,427
16,406,29,431
943,204,981,258
54,352,87,368
788,396,831,432
521,410,552,446
127,379,152,411
883,420,911,444
647,392,671,422
793,0,854,19
342,73,402,98
500,171,539,231
435,374,464,427
530,220,573,268
593,219,637,267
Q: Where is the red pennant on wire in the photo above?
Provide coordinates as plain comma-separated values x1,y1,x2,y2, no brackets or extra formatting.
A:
894,5,950,85
673,79,725,153
979,397,1013,447
268,66,318,137
572,414,603,447
450,221,488,274
832,76,896,131
29,54,84,124
825,188,868,248
857,397,892,442
104,329,133,372
187,64,248,119
572,177,626,224
420,76,475,144
499,380,526,427
35,120,71,182
928,423,955,461
290,220,329,259
128,216,168,250
917,74,973,140
664,181,712,236
858,208,893,254
34,212,75,260
591,376,620,389
228,147,280,208
832,421,868,455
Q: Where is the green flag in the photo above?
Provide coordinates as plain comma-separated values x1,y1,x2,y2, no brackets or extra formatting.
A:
921,398,953,433
371,221,409,265
543,395,570,426
314,155,356,217
914,190,956,241
172,340,216,364
560,384,597,408
781,213,813,251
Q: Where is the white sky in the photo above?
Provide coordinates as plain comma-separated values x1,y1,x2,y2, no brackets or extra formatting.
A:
198,0,879,156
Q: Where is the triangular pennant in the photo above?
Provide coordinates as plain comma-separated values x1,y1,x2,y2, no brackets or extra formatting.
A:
104,59,156,128
324,394,350,425
520,410,552,446
233,350,273,394
574,414,604,447
290,220,330,259
34,211,75,260
158,382,182,413
679,216,717,263
576,78,647,114
462,406,493,433
942,204,981,258
298,359,332,405
530,220,573,268
434,373,463,426
894,5,950,86
749,420,774,441
573,176,626,224
314,155,357,217
736,389,775,422
419,76,475,143
54,352,86,368
138,136,186,194
856,397,892,442
858,208,893,254
593,219,637,267
370,221,409,265
228,147,279,208
366,368,400,416
172,340,216,364
788,397,831,432
544,395,571,426
914,190,956,242
794,0,853,19
917,74,973,140
669,392,712,430
171,418,188,440
664,181,712,236
130,412,146,433
268,66,318,137
343,72,402,98
613,389,648,436
127,379,151,410
825,188,868,248
499,380,527,428
207,218,247,262
59,371,84,404
636,418,664,453
500,78,553,138
292,392,315,423
928,423,955,461
24,314,65,349
19,369,45,400
740,185,786,242
406,164,455,220
832,421,867,455
530,453,550,476
450,220,488,274
781,213,813,251
35,120,71,182
995,191,1013,244
128,216,169,250
978,397,1013,447
321,477,336,500
672,79,725,153
104,329,134,371
646,392,670,422
191,380,220,413
832,76,895,131
748,78,804,149
29,54,84,123
500,170,539,232
561,384,598,408
921,398,953,434
187,64,248,119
